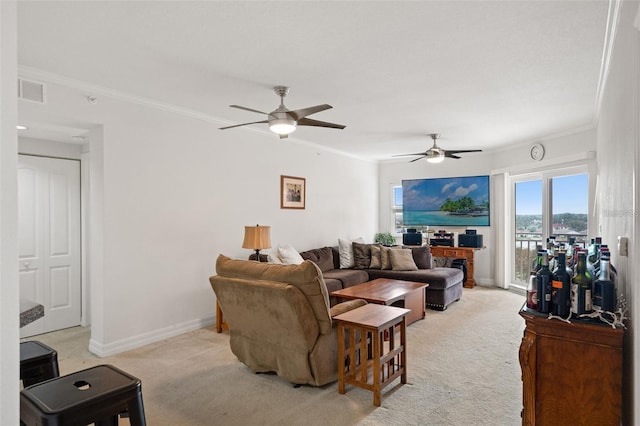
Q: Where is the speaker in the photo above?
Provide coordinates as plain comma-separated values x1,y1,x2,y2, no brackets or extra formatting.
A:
465,229,477,235
402,233,422,246
406,228,417,233
458,234,483,248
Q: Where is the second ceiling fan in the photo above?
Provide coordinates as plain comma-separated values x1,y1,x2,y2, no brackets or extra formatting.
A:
393,133,482,163
219,86,346,139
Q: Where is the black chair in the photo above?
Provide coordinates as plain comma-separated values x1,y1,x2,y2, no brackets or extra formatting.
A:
21,364,146,426
20,341,60,387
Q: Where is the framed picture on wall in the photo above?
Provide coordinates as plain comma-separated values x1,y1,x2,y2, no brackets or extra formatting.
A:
281,175,306,209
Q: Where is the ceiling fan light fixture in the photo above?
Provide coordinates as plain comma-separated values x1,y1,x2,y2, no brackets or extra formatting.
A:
269,118,297,135
426,154,445,163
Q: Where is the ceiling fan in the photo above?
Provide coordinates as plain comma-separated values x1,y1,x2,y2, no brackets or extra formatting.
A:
219,86,346,139
393,133,482,163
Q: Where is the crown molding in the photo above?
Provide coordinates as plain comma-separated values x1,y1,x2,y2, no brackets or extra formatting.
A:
17,66,369,162
594,0,622,121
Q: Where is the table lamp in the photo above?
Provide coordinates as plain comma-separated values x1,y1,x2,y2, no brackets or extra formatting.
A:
242,225,271,261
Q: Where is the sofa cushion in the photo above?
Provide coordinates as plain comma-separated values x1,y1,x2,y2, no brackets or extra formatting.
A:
322,268,369,288
390,249,418,271
300,247,335,272
322,278,343,294
352,242,372,269
369,245,382,269
407,246,432,269
338,237,364,268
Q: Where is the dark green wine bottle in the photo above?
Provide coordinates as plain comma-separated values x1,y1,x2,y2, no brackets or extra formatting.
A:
571,252,592,315
551,252,570,317
536,252,552,314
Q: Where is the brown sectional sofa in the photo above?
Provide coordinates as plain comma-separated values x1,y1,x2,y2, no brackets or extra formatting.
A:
298,245,464,310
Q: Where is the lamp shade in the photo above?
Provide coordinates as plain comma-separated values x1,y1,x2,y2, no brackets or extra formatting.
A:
242,225,272,250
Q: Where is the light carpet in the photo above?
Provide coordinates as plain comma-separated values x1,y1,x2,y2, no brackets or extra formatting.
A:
27,286,526,426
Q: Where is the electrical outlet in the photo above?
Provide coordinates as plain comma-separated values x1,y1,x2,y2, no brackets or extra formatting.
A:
617,236,628,257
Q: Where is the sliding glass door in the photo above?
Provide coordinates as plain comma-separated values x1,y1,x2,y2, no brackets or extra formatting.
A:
514,179,543,283
512,168,589,286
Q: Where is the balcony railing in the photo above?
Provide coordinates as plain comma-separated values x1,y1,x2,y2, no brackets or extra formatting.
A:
514,232,587,284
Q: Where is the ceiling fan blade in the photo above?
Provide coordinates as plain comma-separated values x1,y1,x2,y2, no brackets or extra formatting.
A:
219,120,268,130
229,105,268,115
298,117,346,129
392,153,427,157
446,149,483,155
446,153,462,159
289,104,332,120
410,156,424,163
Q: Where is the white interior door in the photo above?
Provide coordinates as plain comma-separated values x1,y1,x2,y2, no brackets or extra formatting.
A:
18,155,81,337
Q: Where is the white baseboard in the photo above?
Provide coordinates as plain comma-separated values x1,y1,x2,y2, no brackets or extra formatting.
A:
89,316,216,357
474,277,497,287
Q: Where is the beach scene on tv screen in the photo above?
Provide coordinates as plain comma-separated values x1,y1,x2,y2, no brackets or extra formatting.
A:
403,176,490,226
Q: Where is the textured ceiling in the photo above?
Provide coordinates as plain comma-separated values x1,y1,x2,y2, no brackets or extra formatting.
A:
17,1,609,160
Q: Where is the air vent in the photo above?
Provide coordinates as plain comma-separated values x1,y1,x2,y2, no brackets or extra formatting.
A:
18,78,45,103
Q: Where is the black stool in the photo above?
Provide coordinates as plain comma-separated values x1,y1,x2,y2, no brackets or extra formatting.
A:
20,364,146,426
20,341,60,387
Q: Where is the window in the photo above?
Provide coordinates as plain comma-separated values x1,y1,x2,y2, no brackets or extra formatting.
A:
392,185,403,234
512,169,589,285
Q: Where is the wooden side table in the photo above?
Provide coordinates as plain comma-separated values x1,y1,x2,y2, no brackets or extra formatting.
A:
334,304,410,406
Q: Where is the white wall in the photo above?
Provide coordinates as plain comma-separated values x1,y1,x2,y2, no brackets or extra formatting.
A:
378,128,596,286
595,1,639,423
0,2,19,424
18,79,378,356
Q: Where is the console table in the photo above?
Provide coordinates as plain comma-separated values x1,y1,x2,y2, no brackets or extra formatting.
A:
429,246,480,288
519,306,623,425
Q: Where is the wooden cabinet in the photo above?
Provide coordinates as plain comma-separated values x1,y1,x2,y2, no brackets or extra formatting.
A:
429,246,479,288
519,306,623,425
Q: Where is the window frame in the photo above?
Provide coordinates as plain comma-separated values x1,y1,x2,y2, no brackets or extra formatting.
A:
509,163,593,287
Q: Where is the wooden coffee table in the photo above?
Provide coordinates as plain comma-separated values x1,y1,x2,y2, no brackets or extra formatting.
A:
330,278,428,326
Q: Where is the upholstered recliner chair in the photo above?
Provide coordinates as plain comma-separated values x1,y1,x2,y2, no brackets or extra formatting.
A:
209,255,366,387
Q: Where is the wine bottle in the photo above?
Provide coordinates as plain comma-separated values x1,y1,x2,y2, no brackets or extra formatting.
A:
551,252,571,317
595,255,616,312
571,252,592,315
536,251,552,314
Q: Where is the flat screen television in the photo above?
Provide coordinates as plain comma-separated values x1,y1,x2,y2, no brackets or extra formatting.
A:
402,175,490,227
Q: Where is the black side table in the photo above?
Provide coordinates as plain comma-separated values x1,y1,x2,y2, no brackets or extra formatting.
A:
21,364,146,426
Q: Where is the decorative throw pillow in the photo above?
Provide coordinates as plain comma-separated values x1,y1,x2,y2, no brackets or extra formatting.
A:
352,242,372,269
390,249,419,271
338,237,364,268
369,244,382,269
300,247,335,272
380,246,401,270
267,250,283,264
278,244,304,265
409,246,432,269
